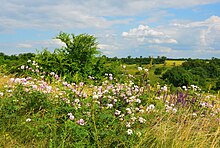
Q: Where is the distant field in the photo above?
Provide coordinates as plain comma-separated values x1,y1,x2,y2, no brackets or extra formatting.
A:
165,60,185,66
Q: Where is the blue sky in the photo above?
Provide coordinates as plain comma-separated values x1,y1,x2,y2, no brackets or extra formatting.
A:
1,0,220,58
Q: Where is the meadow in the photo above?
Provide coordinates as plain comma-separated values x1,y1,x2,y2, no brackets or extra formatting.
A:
0,33,220,147
0,60,220,147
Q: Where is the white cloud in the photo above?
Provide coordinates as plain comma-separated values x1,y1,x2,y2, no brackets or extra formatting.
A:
171,16,220,50
122,25,177,44
16,43,32,48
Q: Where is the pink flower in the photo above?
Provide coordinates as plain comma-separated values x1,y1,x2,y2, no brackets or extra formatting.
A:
69,115,74,120
77,119,85,126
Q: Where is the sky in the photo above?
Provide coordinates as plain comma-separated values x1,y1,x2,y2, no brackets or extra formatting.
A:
0,0,220,59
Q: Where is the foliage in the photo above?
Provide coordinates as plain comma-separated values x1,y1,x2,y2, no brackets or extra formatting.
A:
0,52,35,75
162,58,220,90
154,67,166,75
162,66,193,87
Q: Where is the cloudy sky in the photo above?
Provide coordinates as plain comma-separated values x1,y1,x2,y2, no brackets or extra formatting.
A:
1,0,220,58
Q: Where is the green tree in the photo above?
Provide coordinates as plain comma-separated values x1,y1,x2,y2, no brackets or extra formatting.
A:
162,66,192,87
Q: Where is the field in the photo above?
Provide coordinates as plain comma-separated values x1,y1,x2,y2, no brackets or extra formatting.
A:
0,33,220,147
0,60,220,148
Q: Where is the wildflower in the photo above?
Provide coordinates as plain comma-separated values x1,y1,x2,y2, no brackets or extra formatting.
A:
55,74,59,80
146,104,155,112
77,119,85,126
144,68,149,72
127,129,133,135
67,112,72,116
161,85,168,92
182,86,187,90
69,115,75,120
74,99,80,103
20,65,25,69
27,59,31,63
107,104,113,109
138,67,142,71
26,118,31,122
62,82,68,86
0,92,3,96
138,117,146,123
131,117,137,122
83,93,87,98
93,94,99,99
115,110,121,116
136,98,141,103
139,109,145,113
122,65,126,69
126,122,131,128
172,108,177,113
126,108,132,114
192,113,197,117
7,90,12,93
79,82,84,87
32,85,38,89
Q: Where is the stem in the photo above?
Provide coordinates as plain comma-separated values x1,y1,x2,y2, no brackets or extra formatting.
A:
91,100,100,148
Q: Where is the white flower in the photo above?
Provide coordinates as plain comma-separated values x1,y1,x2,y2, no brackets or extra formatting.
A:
122,65,126,69
26,118,31,122
93,94,99,99
138,67,142,71
126,108,132,114
115,110,121,116
136,98,141,103
172,108,177,113
138,117,146,123
0,92,3,96
192,113,197,117
127,129,133,135
126,122,131,128
146,104,155,112
20,65,25,69
107,104,113,109
161,86,168,92
67,112,72,116
74,99,80,103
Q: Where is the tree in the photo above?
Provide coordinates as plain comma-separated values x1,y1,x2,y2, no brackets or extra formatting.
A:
56,32,99,72
162,66,192,87
35,32,121,82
